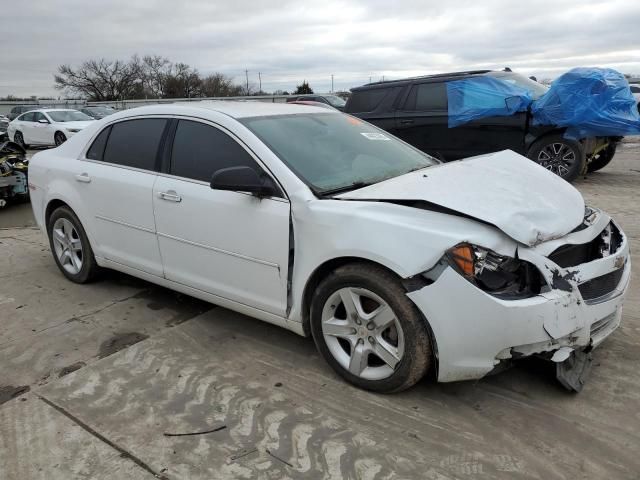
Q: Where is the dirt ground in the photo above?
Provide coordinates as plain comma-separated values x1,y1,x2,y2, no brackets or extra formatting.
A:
0,142,639,479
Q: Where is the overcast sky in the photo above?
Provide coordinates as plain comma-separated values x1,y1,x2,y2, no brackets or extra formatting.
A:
3,0,640,97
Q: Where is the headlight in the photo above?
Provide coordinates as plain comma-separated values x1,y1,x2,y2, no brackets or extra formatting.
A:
446,243,545,299
66,128,81,133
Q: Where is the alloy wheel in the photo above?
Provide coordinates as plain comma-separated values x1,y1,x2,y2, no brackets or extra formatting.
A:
14,132,24,148
536,142,576,177
55,132,66,146
321,287,405,380
52,218,83,275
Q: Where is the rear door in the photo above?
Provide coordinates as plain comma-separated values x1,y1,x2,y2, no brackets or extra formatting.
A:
77,118,167,276
347,86,404,136
153,119,290,316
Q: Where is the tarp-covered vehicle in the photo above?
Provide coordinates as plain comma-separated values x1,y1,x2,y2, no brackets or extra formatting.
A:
346,68,640,182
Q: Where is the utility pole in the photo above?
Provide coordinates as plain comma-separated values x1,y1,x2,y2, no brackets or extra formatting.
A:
258,72,262,93
369,76,372,84
331,74,334,92
245,70,249,95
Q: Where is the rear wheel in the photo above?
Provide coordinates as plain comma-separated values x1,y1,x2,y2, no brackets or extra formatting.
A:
54,131,67,146
587,143,616,173
527,134,585,182
310,263,432,393
47,206,100,283
13,131,28,149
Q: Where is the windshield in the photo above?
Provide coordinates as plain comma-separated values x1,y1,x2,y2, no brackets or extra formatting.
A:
241,113,438,194
87,106,115,114
48,110,93,122
489,72,549,99
324,95,346,107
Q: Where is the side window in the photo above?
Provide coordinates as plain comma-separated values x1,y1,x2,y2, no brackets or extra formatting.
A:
103,119,167,171
21,112,35,122
347,88,389,113
33,112,47,123
86,126,111,161
170,120,260,182
404,83,448,111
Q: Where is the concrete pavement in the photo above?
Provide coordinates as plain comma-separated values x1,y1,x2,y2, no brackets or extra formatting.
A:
1,142,639,479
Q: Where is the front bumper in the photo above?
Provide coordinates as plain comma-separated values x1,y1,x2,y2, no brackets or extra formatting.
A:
407,216,630,383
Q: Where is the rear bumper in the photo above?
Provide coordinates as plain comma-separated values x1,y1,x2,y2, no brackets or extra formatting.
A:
407,218,630,383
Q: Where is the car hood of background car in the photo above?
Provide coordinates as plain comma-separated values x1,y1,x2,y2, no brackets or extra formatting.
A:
57,121,94,129
336,150,585,246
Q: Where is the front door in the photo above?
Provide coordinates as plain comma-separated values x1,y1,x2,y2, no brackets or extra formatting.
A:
153,119,290,316
32,112,53,144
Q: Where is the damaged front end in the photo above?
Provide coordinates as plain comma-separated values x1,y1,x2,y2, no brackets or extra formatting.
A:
407,207,630,391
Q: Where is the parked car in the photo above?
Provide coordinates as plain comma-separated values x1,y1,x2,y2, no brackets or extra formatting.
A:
0,115,9,141
345,70,621,181
29,102,629,392
8,105,41,121
8,109,94,148
80,106,117,119
630,83,640,111
286,94,346,111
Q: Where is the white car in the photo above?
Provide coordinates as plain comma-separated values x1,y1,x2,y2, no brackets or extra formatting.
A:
8,109,94,148
28,102,630,392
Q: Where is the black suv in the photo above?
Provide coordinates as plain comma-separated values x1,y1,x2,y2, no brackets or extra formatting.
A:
345,70,619,181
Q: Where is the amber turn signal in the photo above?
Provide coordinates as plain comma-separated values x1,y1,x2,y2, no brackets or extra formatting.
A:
449,244,475,276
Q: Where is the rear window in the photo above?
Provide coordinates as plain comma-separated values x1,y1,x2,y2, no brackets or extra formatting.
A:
102,119,167,171
404,83,448,111
347,88,390,113
20,112,35,122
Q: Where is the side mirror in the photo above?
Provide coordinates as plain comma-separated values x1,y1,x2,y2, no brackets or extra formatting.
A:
210,166,279,198
38,119,49,124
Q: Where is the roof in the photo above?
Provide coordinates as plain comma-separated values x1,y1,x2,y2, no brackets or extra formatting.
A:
352,70,493,91
111,100,336,120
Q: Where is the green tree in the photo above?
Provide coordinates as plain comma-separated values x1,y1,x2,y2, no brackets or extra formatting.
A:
294,81,313,94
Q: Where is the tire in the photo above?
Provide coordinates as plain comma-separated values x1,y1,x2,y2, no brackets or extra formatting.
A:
47,206,100,283
54,131,66,146
310,263,432,393
13,131,28,149
587,143,616,173
527,134,585,182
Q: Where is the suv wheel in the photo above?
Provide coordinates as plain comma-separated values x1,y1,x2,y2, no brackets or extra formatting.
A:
527,134,585,182
310,263,432,392
587,143,616,173
47,206,100,283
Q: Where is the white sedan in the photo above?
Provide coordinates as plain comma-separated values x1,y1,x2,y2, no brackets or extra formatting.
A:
27,102,630,392
8,109,94,148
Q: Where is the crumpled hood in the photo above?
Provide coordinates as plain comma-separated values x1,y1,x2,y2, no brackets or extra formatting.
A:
337,150,585,246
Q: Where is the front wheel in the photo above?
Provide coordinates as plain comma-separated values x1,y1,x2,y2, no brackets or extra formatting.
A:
527,135,585,182
54,131,67,146
310,263,432,393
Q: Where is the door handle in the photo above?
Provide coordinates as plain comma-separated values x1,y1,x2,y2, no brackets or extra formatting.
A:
158,191,182,202
399,119,414,125
75,173,91,183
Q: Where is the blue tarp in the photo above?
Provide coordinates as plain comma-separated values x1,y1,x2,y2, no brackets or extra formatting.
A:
447,67,640,139
447,76,532,128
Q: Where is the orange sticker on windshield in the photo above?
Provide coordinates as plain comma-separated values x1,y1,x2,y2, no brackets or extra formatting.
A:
346,116,362,125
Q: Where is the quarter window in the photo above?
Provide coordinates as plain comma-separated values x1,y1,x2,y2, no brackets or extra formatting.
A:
102,119,167,171
86,126,111,161
404,83,448,111
170,120,260,182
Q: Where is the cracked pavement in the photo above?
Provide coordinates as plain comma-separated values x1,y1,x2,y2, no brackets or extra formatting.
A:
0,141,639,479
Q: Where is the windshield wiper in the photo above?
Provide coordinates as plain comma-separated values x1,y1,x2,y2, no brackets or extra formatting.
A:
319,181,371,197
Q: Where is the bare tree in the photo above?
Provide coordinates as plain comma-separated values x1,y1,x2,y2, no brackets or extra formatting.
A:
54,58,143,101
200,73,244,97
140,55,172,98
164,63,202,98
